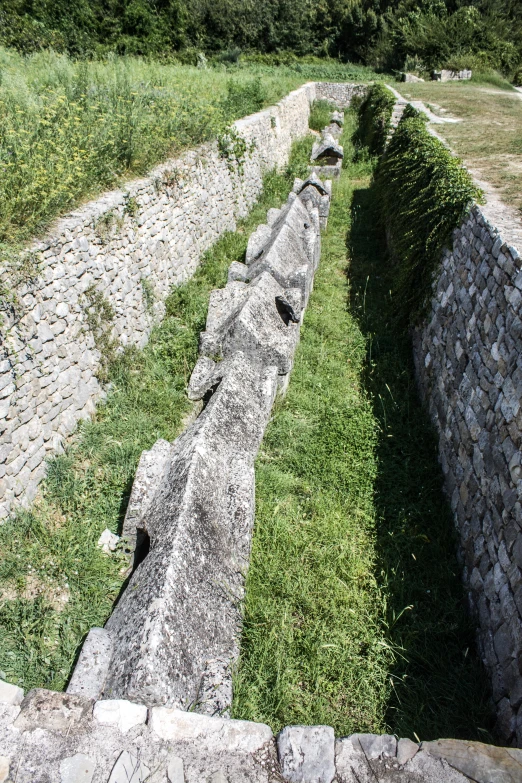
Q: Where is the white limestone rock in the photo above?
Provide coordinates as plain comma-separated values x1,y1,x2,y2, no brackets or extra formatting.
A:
277,725,335,783
93,699,147,733
59,753,96,783
0,680,24,706
108,751,150,783
150,708,273,754
97,528,119,554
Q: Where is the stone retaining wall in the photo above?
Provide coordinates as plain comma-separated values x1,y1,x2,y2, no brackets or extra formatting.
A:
315,81,367,108
413,205,522,745
0,83,318,521
1,678,520,783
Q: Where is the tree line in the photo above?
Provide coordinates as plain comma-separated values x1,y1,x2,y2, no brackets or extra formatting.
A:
1,0,521,79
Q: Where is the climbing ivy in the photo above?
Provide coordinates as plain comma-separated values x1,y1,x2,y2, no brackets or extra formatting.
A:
375,105,483,325
353,83,395,157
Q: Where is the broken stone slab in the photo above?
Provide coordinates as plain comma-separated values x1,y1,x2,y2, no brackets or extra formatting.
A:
150,708,273,754
59,753,96,783
324,123,342,139
14,689,93,734
330,111,344,127
103,353,278,707
67,627,113,700
108,751,150,783
0,757,9,783
93,699,147,733
246,224,272,265
228,261,249,283
247,222,312,299
187,356,220,401
121,438,171,545
309,161,342,182
423,738,522,783
311,133,343,163
199,272,302,377
277,725,335,783
205,281,250,337
397,737,419,765
402,73,425,83
0,679,24,706
167,755,185,783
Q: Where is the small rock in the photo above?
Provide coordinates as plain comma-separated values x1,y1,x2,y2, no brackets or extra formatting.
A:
93,699,147,733
0,757,9,783
97,528,120,554
60,753,96,783
0,679,24,706
355,733,397,760
397,737,419,765
167,755,185,783
277,725,335,783
108,751,150,783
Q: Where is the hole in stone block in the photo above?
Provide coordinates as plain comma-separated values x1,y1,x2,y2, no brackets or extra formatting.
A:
133,528,150,570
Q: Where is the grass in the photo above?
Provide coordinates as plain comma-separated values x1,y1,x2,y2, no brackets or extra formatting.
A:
0,46,383,255
398,79,522,214
0,136,313,693
233,112,493,741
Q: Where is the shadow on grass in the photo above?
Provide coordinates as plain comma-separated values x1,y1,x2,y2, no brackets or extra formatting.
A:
347,184,495,742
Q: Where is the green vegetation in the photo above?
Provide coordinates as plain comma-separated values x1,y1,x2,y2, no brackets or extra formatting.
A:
0,136,312,694
233,114,492,740
308,99,337,132
396,79,522,215
1,1,521,80
353,83,396,157
375,105,482,324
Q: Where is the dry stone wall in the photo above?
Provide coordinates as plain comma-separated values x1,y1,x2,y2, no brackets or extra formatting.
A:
0,83,318,521
413,204,522,745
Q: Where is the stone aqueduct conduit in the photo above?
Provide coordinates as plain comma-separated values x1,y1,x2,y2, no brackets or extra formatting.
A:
69,174,332,714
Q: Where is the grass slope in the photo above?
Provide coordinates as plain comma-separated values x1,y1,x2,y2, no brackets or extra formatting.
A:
0,137,312,693
233,115,493,741
399,79,522,215
0,46,382,253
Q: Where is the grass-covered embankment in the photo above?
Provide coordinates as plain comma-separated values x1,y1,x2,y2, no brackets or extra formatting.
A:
233,113,493,741
0,137,313,693
0,46,381,254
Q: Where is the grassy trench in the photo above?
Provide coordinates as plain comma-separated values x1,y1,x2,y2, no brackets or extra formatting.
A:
233,115,494,740
0,138,313,693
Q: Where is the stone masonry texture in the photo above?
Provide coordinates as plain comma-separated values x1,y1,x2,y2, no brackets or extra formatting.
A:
0,82,366,521
413,203,522,746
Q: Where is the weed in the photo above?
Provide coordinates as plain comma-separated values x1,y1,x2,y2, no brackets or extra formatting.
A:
81,285,118,381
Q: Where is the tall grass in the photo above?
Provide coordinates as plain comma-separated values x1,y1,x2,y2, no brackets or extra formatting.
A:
0,47,381,251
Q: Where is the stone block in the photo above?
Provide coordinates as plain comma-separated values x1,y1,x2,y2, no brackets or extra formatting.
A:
14,689,92,733
93,699,147,733
103,354,278,707
277,725,335,783
0,679,24,706
150,708,273,753
423,738,522,782
67,627,113,700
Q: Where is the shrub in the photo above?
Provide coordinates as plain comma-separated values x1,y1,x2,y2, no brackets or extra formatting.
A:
353,84,395,157
375,106,483,325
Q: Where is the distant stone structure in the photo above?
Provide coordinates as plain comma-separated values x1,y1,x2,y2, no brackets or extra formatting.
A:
432,69,472,81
